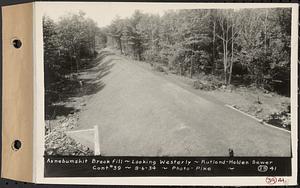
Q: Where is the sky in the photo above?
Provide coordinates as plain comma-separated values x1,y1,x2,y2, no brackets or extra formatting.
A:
39,2,171,28
38,2,290,28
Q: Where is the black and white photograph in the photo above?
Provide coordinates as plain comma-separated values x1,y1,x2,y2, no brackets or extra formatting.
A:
43,3,294,159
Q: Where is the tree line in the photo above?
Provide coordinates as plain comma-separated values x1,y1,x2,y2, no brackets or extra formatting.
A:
43,12,99,110
103,8,291,95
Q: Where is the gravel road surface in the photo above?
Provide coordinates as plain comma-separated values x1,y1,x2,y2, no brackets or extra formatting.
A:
77,51,291,156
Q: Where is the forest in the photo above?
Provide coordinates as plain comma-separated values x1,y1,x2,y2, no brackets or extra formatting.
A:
44,8,291,106
103,8,291,96
43,8,292,155
43,11,100,117
43,8,291,122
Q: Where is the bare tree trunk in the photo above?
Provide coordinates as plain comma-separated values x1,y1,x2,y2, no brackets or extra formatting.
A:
118,38,123,54
264,10,268,54
224,40,229,85
190,58,193,78
228,21,234,85
216,15,232,85
93,33,96,52
212,21,216,74
180,65,182,76
76,57,79,73
223,39,227,85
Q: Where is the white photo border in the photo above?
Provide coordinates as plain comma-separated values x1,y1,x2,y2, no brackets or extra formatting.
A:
33,2,298,186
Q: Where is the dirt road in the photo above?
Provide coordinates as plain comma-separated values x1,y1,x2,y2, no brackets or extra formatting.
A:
77,50,291,156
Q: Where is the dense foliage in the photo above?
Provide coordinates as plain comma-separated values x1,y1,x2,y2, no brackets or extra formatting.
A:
43,8,291,109
43,12,99,115
105,8,291,95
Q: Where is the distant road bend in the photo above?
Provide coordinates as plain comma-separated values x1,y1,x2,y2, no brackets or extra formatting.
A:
77,50,291,157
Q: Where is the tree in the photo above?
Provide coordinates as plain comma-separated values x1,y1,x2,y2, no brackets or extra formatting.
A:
43,11,101,108
215,9,240,85
102,8,291,95
56,11,98,73
43,16,61,106
108,16,124,53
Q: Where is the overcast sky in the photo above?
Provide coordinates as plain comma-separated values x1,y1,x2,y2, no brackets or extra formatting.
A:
38,2,287,28
39,2,171,27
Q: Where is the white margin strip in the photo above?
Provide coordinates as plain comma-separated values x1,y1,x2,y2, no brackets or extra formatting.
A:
94,125,101,155
65,128,94,133
225,104,290,133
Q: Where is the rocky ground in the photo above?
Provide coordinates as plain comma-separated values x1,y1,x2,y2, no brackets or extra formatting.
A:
45,78,96,156
45,106,94,156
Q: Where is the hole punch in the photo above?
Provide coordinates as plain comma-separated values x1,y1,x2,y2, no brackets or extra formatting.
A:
12,39,22,49
12,140,22,151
